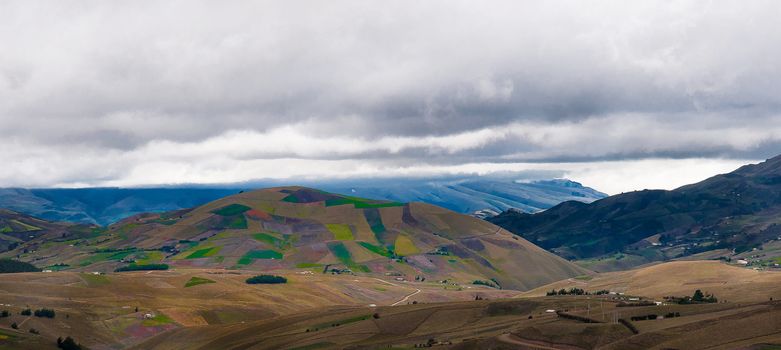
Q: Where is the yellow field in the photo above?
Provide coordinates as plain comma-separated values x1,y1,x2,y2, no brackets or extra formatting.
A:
523,260,781,302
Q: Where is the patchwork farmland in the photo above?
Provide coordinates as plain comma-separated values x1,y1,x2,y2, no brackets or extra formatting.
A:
4,187,588,291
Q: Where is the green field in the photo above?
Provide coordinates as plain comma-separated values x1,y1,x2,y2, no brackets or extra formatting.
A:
295,262,323,268
186,246,222,259
253,232,290,249
327,242,370,272
212,204,252,216
221,215,248,229
142,313,175,327
327,242,352,264
357,241,392,257
363,208,386,240
185,276,217,288
136,251,165,264
326,224,354,240
238,250,283,265
324,196,404,208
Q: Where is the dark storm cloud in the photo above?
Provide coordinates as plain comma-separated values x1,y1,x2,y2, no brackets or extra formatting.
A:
0,1,780,189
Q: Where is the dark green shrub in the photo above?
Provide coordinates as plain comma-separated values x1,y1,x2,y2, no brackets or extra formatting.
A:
21,308,31,316
115,263,169,272
0,259,40,273
57,336,83,350
34,308,55,318
245,275,287,284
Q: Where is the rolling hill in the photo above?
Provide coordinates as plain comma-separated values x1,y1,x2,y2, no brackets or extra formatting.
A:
3,187,589,291
0,208,97,253
489,155,781,270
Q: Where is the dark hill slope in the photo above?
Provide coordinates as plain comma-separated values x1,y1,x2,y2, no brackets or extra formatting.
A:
489,155,781,263
0,209,96,253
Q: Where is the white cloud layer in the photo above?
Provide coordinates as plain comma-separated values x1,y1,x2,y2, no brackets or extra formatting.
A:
0,1,779,192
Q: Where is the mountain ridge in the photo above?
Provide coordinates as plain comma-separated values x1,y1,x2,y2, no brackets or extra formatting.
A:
0,177,606,226
489,155,781,270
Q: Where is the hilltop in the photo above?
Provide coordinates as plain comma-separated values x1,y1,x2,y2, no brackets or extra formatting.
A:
3,187,588,291
489,155,781,270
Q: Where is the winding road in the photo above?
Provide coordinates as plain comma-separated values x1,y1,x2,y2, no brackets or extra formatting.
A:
370,277,422,306
391,288,421,306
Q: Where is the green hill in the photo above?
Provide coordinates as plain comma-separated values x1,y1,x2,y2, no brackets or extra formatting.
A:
2,187,588,291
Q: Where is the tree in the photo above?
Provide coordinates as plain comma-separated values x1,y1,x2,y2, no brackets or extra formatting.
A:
57,336,83,350
34,308,56,318
115,263,169,272
0,259,40,273
692,289,705,302
245,275,287,284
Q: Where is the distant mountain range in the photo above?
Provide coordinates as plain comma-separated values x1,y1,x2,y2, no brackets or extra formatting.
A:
0,188,242,226
489,155,781,270
0,177,606,226
317,177,606,215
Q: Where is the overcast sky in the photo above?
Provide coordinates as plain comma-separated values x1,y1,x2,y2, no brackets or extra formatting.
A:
1,1,779,194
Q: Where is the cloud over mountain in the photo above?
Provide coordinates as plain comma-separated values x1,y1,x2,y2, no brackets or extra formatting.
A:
1,1,779,192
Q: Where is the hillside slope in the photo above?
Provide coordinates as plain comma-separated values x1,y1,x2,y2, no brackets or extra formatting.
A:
4,187,589,291
129,261,781,350
489,155,781,268
523,260,781,303
0,208,97,252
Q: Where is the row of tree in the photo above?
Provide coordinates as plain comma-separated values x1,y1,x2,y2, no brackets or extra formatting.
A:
666,289,718,304
20,308,56,318
546,288,610,296
246,275,287,284
115,263,169,272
